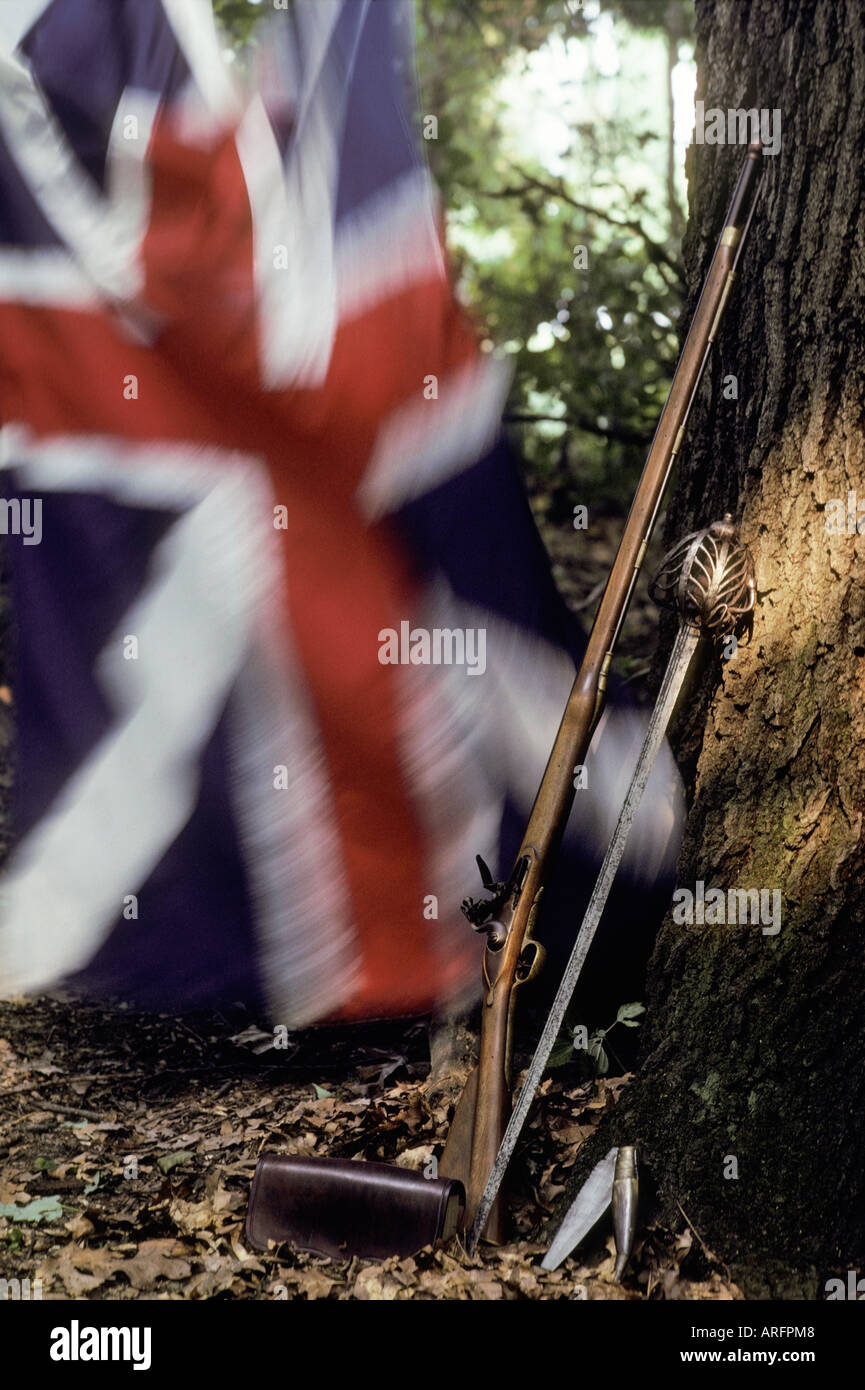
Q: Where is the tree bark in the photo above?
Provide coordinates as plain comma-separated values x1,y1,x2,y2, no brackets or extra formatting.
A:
552,0,865,1296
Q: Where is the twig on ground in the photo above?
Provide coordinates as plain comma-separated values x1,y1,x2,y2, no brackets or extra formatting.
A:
676,1200,732,1284
25,1096,107,1122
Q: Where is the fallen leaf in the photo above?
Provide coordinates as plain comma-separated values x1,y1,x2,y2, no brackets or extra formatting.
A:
354,1266,402,1300
0,1181,29,1204
41,1245,117,1296
472,1279,505,1300
275,1268,337,1300
65,1215,96,1239
120,1239,192,1291
185,1264,245,1299
0,1195,63,1223
393,1145,434,1171
229,1026,283,1054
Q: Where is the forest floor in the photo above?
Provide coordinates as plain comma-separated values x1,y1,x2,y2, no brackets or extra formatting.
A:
0,997,742,1301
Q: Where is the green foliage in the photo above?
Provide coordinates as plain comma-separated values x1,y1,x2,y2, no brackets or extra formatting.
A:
548,1000,646,1074
213,0,268,43
415,0,693,512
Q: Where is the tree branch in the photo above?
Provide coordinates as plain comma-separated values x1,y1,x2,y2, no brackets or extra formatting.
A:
503,411,653,445
486,164,687,289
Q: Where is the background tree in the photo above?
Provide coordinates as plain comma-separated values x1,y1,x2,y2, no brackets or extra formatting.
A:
416,0,693,516
558,0,865,1296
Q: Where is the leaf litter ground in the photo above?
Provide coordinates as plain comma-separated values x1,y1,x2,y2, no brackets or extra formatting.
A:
0,997,741,1301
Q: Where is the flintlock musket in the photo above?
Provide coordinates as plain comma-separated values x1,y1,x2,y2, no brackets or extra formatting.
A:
439,142,765,1242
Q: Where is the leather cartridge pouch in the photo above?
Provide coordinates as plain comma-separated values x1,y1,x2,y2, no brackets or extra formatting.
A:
246,1154,465,1261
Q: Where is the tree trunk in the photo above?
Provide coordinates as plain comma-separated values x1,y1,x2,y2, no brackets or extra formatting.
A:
553,0,865,1296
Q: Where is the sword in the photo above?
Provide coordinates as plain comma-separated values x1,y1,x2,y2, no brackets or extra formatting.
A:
467,515,756,1252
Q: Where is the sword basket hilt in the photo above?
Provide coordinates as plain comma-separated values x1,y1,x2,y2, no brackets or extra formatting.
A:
649,513,756,641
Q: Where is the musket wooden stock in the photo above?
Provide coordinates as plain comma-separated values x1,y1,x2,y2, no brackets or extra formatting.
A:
439,143,764,1241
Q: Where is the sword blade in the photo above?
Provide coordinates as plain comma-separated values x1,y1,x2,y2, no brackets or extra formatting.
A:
468,621,701,1251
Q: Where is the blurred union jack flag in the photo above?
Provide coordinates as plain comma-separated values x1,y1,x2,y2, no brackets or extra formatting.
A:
0,0,682,1027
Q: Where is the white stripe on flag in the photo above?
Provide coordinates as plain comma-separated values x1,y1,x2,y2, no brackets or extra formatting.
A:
0,428,359,1019
236,91,341,389
452,603,685,881
226,630,362,1028
335,167,446,325
0,248,99,309
0,461,260,992
0,48,147,306
357,355,512,520
160,0,240,122
236,2,354,388
0,0,51,53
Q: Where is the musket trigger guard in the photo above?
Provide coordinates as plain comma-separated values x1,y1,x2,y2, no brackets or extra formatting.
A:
515,938,546,986
514,887,545,987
